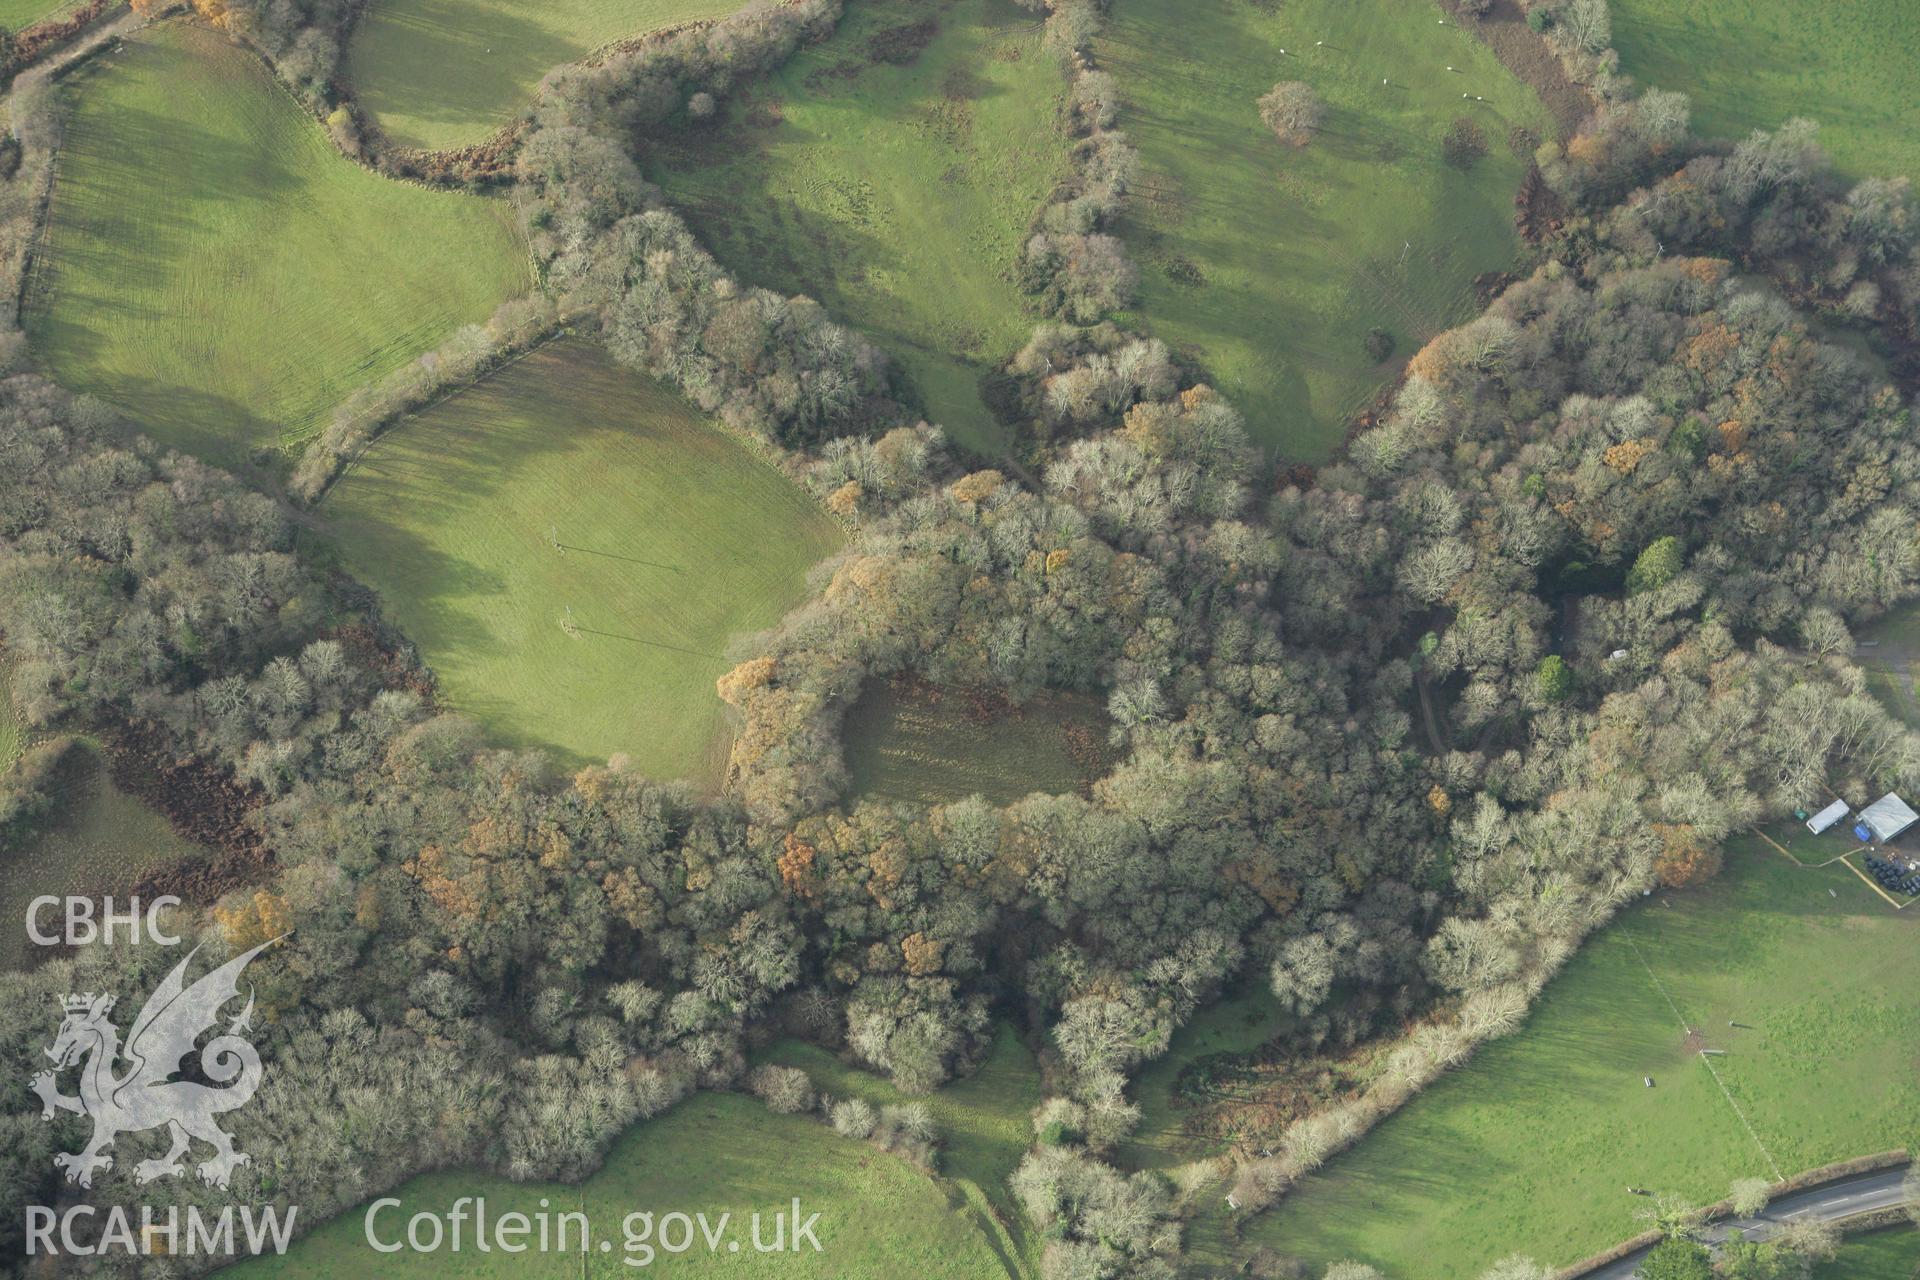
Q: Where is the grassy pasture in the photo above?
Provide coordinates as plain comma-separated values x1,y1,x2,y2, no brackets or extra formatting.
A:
758,1023,1045,1277
225,1091,1011,1278
1096,0,1547,459
322,340,843,784
1612,0,1920,184
0,740,208,970
345,0,741,152
0,0,67,27
1243,836,1920,1277
644,0,1069,458
1813,1226,1920,1279
26,21,528,464
840,678,1113,807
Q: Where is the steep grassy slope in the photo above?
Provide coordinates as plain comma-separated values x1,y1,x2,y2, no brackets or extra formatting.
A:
1097,0,1547,458
345,0,741,151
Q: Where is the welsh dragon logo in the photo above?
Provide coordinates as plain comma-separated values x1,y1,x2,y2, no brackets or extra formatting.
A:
29,937,283,1190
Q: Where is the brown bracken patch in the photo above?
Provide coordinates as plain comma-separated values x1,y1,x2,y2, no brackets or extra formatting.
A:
1442,0,1593,141
865,18,940,67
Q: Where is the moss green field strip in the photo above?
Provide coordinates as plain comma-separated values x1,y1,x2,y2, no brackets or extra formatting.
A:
26,21,528,463
224,1092,1012,1278
1243,837,1920,1277
0,654,21,775
1613,0,1920,184
345,0,742,152
645,0,1069,458
1097,0,1547,458
322,340,844,783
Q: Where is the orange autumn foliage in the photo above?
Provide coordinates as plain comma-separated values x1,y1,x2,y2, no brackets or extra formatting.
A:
1652,823,1723,888
1602,438,1654,474
949,470,1005,504
215,889,292,951
777,833,820,902
715,656,776,707
901,932,943,977
1566,132,1608,168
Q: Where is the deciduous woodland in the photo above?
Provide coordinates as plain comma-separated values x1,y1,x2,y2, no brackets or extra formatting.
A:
1,0,1918,1277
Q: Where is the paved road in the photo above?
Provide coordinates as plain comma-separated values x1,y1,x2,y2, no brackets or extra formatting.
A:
1582,1166,1911,1279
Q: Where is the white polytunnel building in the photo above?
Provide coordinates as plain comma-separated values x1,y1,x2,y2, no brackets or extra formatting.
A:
1805,798,1850,835
1857,793,1920,844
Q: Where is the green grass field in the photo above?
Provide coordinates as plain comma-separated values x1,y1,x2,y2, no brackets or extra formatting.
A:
1612,0,1920,184
759,1023,1045,1277
345,0,741,152
841,679,1113,806
645,0,1069,457
1858,604,1920,729
0,0,68,27
26,21,529,464
1096,0,1548,458
0,740,208,970
322,340,843,783
1243,836,1920,1277
225,1092,1011,1278
1116,983,1289,1174
1814,1226,1920,1279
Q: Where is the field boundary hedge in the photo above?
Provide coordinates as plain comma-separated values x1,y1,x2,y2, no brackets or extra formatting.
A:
1553,1150,1913,1279
1,0,122,83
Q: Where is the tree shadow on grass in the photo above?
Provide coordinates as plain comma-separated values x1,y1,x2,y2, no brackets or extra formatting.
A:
348,0,584,138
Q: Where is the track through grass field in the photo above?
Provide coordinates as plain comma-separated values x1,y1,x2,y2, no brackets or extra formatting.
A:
322,340,843,784
645,0,1069,458
345,0,741,152
224,1091,1012,1278
1242,837,1920,1277
1612,0,1920,184
1097,0,1547,459
26,21,528,464
759,1024,1046,1277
